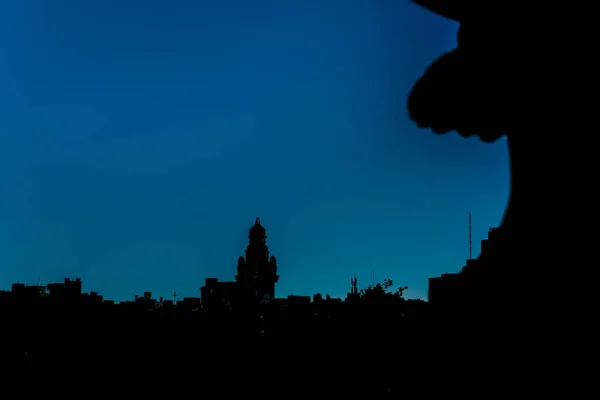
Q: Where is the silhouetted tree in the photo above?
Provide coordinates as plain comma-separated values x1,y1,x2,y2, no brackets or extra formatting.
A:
359,278,408,303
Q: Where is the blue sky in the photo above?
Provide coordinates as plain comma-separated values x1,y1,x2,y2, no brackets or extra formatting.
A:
0,0,509,302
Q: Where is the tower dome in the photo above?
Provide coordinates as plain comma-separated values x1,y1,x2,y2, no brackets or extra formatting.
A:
249,217,266,241
236,217,279,301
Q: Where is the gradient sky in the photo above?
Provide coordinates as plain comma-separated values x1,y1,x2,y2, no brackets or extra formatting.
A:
0,0,509,302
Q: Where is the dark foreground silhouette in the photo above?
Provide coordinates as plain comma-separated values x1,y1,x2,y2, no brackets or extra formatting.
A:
408,0,589,305
6,1,590,392
408,0,591,391
3,219,431,394
408,1,520,313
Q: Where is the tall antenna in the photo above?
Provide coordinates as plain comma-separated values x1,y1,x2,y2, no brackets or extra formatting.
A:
469,212,472,260
172,289,178,303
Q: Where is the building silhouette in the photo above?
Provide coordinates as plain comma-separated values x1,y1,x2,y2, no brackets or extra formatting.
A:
201,217,279,310
236,217,279,301
428,226,508,314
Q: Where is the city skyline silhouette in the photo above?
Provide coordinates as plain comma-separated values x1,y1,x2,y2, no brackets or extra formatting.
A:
0,1,508,303
2,216,499,304
2,0,575,393
2,213,502,393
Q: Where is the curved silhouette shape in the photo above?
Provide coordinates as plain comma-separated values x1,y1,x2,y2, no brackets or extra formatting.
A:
405,0,594,324
408,1,531,243
404,1,578,322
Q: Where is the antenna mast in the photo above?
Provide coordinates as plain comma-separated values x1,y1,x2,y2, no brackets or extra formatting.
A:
469,212,472,260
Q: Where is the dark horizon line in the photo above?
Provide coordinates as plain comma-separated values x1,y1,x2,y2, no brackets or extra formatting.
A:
3,275,419,305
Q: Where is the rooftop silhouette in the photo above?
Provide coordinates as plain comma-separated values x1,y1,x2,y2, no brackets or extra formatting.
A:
3,0,584,393
4,216,504,393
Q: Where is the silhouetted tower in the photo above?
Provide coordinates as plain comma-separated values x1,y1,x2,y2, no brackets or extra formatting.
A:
235,218,279,301
351,275,358,295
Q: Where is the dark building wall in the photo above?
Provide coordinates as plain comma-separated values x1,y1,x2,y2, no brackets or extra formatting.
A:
429,274,462,305
47,278,82,304
428,227,511,313
201,278,237,310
